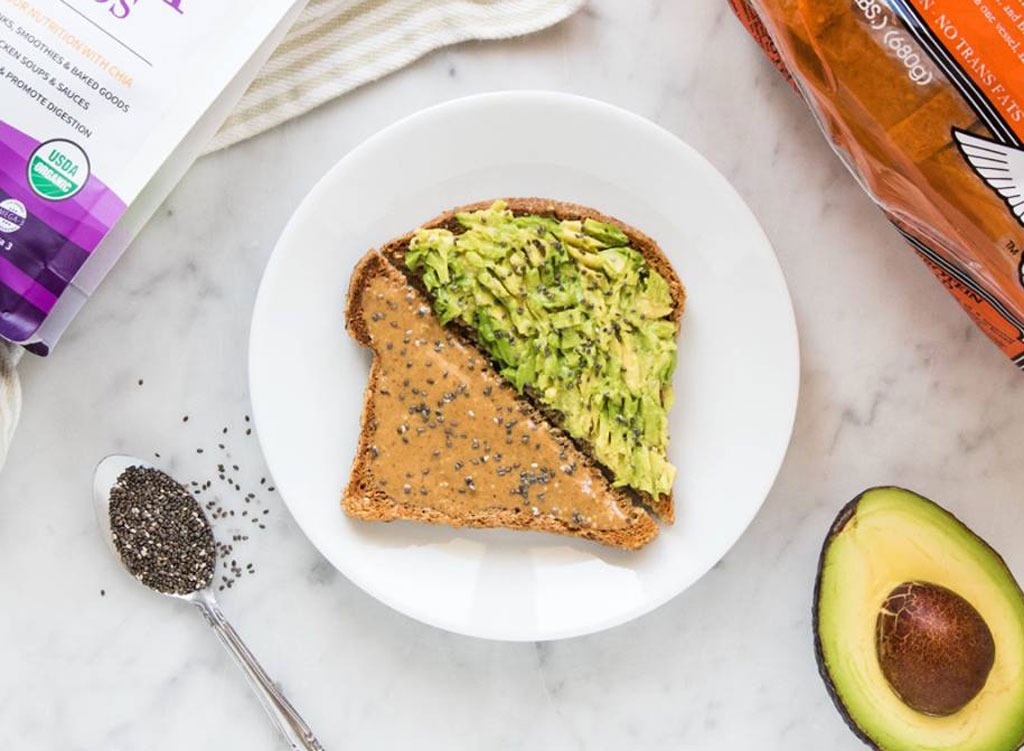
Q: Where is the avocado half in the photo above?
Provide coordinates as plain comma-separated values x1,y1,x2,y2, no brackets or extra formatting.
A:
814,487,1024,751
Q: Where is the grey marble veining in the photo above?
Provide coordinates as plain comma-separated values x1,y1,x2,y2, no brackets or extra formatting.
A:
2,1,1024,749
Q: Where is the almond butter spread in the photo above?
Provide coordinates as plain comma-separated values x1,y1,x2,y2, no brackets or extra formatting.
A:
357,268,637,531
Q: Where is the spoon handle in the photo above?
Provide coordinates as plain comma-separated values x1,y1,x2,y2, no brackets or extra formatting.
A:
193,590,325,750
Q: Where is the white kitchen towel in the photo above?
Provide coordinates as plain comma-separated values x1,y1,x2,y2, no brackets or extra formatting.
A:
206,0,584,152
0,342,21,472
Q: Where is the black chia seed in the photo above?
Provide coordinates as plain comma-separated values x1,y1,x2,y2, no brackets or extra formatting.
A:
108,466,215,596
150,412,279,590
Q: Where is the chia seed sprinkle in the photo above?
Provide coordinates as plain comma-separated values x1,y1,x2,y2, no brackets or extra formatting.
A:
108,466,215,596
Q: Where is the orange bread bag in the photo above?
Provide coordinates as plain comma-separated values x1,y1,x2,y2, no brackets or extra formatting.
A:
731,0,1024,366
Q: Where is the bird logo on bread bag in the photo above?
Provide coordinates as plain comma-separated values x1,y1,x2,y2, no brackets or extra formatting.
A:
953,129,1024,225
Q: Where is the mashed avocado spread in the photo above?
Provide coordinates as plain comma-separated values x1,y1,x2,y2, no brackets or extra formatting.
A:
406,200,677,498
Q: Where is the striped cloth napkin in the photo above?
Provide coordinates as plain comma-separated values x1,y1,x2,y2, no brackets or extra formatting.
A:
207,0,584,152
0,343,21,472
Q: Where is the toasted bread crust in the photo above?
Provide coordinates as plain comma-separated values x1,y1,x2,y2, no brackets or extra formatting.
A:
345,480,658,551
345,251,387,347
343,250,659,551
375,198,683,522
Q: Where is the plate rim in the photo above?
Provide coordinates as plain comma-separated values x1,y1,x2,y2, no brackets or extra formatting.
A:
248,90,801,641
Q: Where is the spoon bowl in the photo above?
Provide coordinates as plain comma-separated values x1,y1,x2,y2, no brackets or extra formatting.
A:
92,454,323,749
93,454,204,603
92,454,142,560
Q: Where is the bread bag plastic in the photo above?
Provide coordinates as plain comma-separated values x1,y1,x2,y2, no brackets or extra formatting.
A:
731,0,1024,367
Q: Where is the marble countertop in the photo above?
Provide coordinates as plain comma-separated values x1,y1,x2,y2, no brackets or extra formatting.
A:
4,1,1024,748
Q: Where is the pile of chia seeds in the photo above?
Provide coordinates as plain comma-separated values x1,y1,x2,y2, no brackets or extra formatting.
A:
109,466,216,595
107,395,277,597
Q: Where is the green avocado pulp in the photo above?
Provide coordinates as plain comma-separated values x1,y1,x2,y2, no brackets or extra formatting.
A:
406,200,678,498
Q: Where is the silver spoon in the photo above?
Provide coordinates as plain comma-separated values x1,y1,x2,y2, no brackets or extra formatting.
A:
93,454,324,750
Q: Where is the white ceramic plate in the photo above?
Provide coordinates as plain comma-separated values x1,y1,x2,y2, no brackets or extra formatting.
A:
250,92,799,641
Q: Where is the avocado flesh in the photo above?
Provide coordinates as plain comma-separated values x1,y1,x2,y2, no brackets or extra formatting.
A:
405,200,678,499
816,487,1024,751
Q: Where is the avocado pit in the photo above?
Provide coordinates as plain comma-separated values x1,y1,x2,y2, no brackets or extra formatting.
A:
876,581,995,716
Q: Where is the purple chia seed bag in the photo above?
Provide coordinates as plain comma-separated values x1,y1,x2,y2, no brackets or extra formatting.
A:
0,0,305,353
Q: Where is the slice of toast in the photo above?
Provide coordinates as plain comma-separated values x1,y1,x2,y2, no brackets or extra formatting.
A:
344,253,659,550
376,198,685,522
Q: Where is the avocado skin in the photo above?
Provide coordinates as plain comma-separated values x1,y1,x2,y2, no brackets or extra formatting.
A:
813,490,878,750
813,486,1024,751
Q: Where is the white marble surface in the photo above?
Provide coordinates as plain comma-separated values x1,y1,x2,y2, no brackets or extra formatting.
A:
3,1,1024,748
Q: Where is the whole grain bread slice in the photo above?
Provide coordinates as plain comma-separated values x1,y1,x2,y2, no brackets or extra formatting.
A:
376,198,685,522
344,252,659,550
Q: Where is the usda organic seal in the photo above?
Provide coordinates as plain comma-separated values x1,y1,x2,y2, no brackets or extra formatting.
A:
0,199,26,234
27,139,90,201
